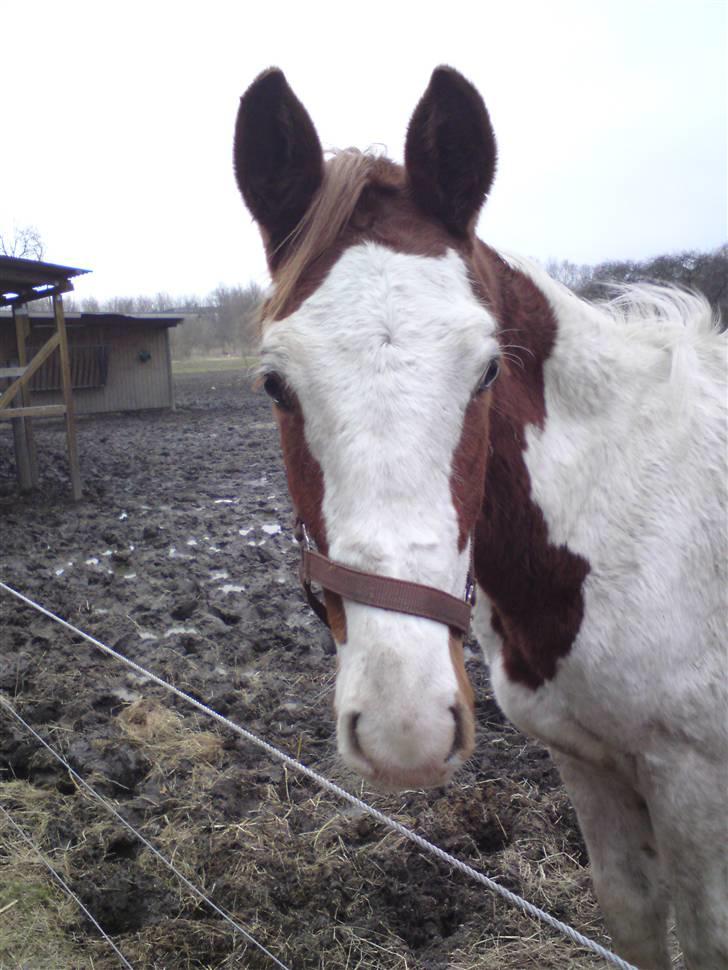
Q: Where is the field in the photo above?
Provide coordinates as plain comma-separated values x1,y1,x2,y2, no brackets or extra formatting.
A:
0,368,613,969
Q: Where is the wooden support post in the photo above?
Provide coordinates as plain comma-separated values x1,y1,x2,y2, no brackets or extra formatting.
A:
9,395,33,491
13,304,38,486
53,294,82,501
164,328,176,411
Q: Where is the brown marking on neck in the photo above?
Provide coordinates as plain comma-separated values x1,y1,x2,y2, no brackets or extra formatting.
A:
472,251,590,689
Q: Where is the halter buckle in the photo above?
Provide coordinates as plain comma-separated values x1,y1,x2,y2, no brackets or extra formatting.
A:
464,571,476,607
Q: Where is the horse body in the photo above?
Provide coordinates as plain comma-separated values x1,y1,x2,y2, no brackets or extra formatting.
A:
234,66,727,969
473,258,727,968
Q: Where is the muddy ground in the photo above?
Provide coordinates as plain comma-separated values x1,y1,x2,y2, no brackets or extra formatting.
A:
0,369,618,969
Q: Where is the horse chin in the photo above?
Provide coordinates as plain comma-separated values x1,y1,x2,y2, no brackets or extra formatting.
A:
345,754,461,793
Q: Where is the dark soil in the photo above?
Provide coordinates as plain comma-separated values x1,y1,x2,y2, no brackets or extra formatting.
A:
0,370,609,969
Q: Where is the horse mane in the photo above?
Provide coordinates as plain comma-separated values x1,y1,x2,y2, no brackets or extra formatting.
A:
264,150,402,323
504,252,722,340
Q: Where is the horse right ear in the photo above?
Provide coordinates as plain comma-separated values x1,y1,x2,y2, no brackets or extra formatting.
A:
234,69,324,264
405,67,497,237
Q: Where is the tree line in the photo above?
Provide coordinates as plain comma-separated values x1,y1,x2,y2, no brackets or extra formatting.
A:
64,283,264,359
547,245,727,320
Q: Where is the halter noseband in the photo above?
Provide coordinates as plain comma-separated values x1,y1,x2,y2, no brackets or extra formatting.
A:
294,521,475,645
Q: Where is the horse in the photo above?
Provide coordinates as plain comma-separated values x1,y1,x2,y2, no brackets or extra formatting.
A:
232,66,727,970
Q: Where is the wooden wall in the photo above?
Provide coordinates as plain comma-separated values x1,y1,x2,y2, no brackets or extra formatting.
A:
0,322,175,415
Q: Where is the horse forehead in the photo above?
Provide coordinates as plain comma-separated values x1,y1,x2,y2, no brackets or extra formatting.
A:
262,243,496,365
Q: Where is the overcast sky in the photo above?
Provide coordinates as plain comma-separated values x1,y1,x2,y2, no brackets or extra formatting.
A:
4,0,726,303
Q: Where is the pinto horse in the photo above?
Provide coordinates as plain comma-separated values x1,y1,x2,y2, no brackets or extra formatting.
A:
233,67,727,970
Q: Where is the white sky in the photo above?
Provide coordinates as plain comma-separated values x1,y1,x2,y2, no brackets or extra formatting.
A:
4,0,726,303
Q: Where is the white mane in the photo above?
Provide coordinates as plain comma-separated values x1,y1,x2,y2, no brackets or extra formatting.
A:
501,252,726,406
502,251,722,339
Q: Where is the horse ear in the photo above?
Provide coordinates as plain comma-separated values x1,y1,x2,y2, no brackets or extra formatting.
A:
234,68,324,261
405,66,497,237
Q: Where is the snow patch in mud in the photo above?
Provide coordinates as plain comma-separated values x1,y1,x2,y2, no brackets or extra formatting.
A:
169,547,192,559
261,523,281,536
219,584,245,594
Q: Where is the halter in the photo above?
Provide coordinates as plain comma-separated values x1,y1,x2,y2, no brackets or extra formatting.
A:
294,520,476,645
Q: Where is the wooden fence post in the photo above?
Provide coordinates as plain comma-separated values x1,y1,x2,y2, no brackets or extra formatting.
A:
53,294,82,501
13,304,39,486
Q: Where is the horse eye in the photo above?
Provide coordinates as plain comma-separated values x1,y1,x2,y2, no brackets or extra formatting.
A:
263,373,292,410
477,357,500,393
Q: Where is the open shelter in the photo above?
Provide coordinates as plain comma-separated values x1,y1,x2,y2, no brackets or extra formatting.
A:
0,256,88,499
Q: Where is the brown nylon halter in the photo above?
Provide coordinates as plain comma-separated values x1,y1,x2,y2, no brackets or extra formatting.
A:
294,520,476,643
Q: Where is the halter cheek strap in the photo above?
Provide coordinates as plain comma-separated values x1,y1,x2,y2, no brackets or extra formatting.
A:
295,520,476,641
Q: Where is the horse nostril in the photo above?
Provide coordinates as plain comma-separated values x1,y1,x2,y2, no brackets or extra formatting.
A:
348,712,364,757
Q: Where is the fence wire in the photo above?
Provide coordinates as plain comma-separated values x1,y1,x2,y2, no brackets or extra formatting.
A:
0,580,638,970
0,800,135,969
0,692,292,970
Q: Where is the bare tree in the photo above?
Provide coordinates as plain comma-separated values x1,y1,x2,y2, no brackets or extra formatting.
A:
0,225,45,260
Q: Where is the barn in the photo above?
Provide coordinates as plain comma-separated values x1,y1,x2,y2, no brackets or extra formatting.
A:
0,308,185,415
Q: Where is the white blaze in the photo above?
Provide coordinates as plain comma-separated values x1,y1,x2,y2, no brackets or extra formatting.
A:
261,243,499,785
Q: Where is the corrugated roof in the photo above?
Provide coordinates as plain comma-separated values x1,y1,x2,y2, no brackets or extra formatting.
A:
0,255,90,307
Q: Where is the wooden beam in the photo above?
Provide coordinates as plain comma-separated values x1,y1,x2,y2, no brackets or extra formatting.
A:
0,404,66,420
0,331,60,410
13,305,38,486
0,279,74,309
0,367,25,379
53,294,82,500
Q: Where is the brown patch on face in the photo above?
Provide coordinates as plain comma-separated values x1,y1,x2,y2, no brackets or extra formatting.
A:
474,251,590,689
323,591,347,644
274,394,348,644
450,393,491,551
449,634,475,756
274,395,327,553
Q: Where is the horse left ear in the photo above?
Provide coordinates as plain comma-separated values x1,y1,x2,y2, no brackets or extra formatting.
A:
405,66,497,237
234,68,324,264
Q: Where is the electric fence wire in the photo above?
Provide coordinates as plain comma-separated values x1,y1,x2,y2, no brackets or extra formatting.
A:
0,580,638,970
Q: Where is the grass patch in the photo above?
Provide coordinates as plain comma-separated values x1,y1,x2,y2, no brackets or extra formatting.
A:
172,356,257,375
0,783,92,970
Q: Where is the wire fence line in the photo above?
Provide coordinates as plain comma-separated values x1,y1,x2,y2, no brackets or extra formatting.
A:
0,692,292,970
0,800,136,970
0,580,638,970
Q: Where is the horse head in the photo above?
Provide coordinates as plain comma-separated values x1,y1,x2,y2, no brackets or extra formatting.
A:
234,67,502,790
